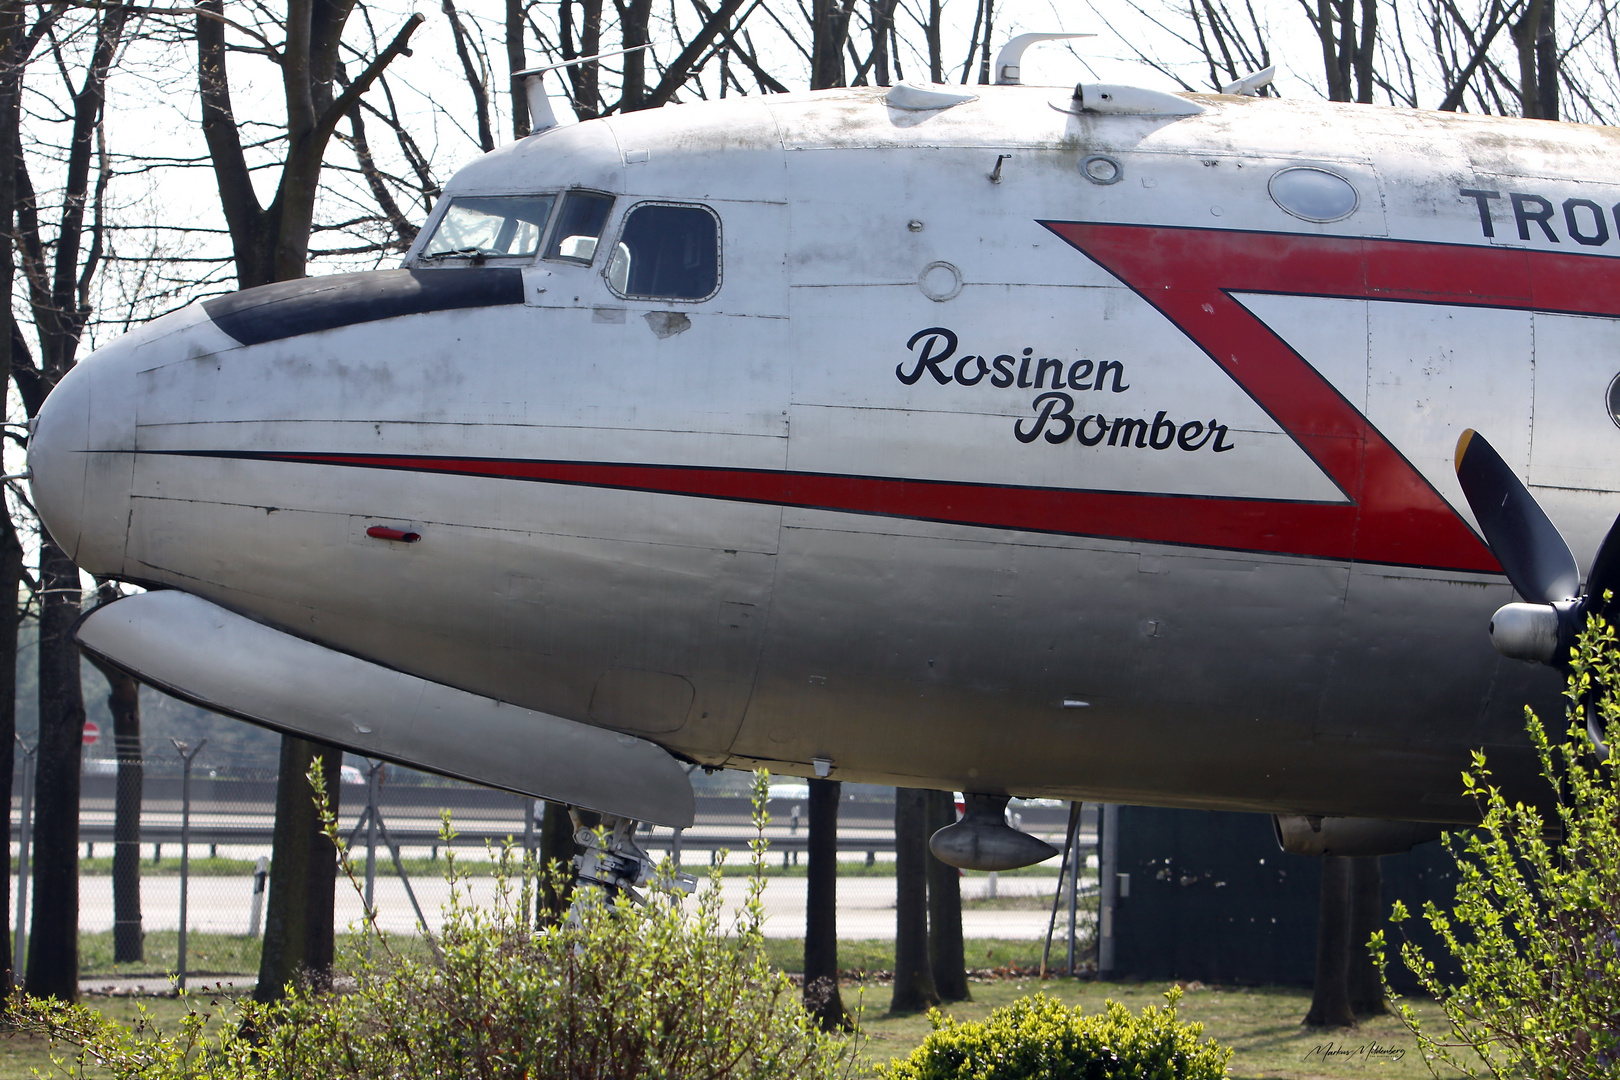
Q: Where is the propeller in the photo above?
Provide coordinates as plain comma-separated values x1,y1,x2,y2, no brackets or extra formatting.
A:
1453,429,1620,669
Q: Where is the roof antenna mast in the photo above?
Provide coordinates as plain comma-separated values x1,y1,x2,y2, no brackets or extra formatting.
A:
993,33,1096,86
513,43,656,135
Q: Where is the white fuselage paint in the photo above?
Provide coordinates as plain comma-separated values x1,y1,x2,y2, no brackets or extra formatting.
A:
34,86,1620,822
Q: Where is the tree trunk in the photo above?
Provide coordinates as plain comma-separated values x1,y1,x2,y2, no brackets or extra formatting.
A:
1314,0,1351,101
804,778,850,1031
926,789,968,1001
506,0,528,137
926,0,942,83
1512,0,1548,117
890,787,938,1014
868,0,893,86
0,0,24,989
0,508,19,984
1347,855,1388,1016
1304,855,1357,1028
536,800,576,924
619,0,653,110
1536,0,1558,119
564,0,604,118
1354,0,1376,102
810,0,850,90
25,540,84,1001
197,3,421,998
254,739,342,1000
99,655,142,963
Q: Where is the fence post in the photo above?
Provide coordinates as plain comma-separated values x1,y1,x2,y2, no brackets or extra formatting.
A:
172,738,206,990
13,738,34,985
1098,803,1119,976
1066,802,1080,975
364,761,381,912
248,856,269,936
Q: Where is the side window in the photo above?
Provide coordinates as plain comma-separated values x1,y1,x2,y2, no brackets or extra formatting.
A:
544,191,615,264
606,203,720,301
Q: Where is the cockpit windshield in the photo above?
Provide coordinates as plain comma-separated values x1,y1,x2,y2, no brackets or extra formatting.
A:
421,195,556,260
545,191,615,264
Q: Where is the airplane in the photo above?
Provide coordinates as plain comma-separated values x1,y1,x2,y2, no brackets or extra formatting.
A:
27,36,1620,887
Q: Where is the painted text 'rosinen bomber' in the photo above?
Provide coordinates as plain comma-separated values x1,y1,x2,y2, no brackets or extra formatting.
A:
896,327,1236,452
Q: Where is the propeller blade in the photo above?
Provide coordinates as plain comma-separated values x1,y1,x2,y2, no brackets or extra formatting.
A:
1454,429,1579,604
1584,512,1620,618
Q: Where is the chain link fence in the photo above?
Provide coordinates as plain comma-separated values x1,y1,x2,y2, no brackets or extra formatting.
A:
11,749,1098,982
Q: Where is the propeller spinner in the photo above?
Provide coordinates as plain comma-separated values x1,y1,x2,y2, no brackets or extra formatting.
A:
1454,429,1620,667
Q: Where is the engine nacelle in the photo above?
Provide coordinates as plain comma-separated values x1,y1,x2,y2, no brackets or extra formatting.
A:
1272,814,1446,857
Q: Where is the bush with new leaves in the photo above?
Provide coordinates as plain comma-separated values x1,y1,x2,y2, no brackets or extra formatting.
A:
1371,614,1620,1080
10,769,859,1080
880,988,1232,1080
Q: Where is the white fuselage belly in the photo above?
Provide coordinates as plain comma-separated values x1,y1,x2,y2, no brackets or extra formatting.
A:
37,87,1620,822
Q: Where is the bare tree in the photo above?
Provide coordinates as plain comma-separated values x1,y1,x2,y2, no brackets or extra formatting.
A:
890,787,938,1014
1089,0,1275,95
1510,0,1558,116
5,0,133,1001
1305,856,1357,1028
0,0,59,990
190,0,425,1000
445,0,497,152
536,800,576,924
507,0,530,136
803,777,851,1031
86,582,142,964
811,0,855,88
1347,856,1388,1016
925,789,968,1002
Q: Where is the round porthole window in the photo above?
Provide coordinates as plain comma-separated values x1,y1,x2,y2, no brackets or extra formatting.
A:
1081,155,1123,185
1607,372,1620,430
1269,166,1359,223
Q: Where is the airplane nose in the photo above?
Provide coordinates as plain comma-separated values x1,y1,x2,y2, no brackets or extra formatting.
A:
29,345,135,573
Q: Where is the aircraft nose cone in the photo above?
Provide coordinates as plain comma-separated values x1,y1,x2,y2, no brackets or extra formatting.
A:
29,348,134,572
29,363,92,557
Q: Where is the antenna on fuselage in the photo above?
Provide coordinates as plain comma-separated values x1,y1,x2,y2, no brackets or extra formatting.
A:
993,33,1095,85
513,43,656,135
1220,64,1276,96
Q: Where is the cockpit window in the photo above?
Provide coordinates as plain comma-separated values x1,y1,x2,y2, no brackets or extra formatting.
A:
606,203,720,301
422,195,555,260
544,191,615,264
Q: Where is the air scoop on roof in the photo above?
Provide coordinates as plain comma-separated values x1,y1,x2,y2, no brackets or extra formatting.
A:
203,267,525,347
885,83,979,111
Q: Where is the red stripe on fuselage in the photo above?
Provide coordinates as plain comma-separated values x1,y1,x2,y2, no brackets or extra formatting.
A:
202,450,1372,558
1038,223,1620,575
184,226,1620,572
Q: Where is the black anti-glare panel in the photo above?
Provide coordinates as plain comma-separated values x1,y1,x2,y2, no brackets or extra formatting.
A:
204,268,525,347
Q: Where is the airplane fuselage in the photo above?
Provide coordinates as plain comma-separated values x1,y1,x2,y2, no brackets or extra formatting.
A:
36,84,1620,823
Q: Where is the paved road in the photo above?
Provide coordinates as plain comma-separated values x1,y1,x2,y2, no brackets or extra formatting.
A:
77,871,1073,940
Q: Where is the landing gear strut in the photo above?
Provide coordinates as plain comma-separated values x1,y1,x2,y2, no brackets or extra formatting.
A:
569,811,697,905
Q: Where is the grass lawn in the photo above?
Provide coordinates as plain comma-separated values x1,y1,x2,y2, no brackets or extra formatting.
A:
3,946,1464,1080
0,978,1462,1080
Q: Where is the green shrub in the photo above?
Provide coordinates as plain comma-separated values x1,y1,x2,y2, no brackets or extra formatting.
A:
880,988,1231,1080
1372,614,1620,1080
11,770,860,1080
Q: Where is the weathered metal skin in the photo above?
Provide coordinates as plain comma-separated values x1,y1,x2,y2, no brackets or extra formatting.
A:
35,85,1620,823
